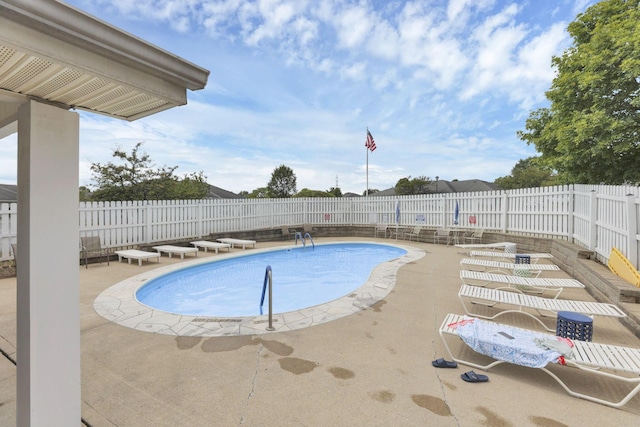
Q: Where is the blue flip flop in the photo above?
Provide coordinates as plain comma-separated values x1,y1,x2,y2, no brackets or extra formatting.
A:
461,370,489,383
432,358,457,368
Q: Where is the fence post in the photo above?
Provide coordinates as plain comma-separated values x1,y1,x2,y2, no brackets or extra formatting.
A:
567,186,574,244
589,190,597,251
626,194,638,269
145,201,152,245
197,200,203,238
501,193,508,233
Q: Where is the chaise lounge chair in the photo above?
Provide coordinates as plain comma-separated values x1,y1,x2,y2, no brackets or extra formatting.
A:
152,245,199,259
217,238,256,249
439,313,640,408
114,249,161,266
460,270,585,298
455,242,516,255
460,258,559,278
190,241,231,253
469,250,554,263
457,284,626,331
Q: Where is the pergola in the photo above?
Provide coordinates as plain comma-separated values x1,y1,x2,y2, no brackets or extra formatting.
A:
0,1,209,425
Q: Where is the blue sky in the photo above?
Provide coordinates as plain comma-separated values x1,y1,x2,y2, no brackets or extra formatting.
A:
0,0,594,195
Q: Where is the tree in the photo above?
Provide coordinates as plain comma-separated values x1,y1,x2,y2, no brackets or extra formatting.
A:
517,0,640,184
89,142,208,201
362,188,379,196
395,176,432,195
267,165,297,198
295,188,331,197
494,157,559,189
327,187,342,197
79,186,92,202
246,187,269,198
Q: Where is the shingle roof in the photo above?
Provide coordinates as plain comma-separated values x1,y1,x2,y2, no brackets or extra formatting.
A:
206,185,242,199
0,184,17,202
370,179,498,196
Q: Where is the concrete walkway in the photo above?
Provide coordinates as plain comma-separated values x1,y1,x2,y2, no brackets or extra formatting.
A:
1,237,639,426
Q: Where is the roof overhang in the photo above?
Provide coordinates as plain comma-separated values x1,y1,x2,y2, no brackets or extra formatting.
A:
0,0,209,127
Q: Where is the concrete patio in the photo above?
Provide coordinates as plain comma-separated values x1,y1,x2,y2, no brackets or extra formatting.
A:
1,237,639,426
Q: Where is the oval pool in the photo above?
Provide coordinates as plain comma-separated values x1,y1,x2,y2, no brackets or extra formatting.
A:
93,241,425,336
136,243,407,317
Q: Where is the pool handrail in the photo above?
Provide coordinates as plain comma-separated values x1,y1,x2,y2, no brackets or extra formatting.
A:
303,232,315,250
260,265,275,331
294,232,314,249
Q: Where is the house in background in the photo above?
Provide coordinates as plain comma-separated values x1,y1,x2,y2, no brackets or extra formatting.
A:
1,183,240,202
373,179,498,196
0,184,16,202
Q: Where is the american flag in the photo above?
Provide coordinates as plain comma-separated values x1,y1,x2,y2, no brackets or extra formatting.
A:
365,130,376,151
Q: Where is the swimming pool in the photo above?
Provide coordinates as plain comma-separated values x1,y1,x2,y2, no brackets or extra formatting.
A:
93,241,425,336
136,243,407,317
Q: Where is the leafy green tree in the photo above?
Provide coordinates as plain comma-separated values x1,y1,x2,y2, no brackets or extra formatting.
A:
89,142,208,201
518,0,640,184
247,187,269,198
267,165,297,198
327,187,342,197
395,176,431,195
295,188,332,197
494,157,559,189
363,188,379,196
79,186,92,202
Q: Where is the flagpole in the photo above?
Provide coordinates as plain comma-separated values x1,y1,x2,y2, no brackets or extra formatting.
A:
366,127,369,197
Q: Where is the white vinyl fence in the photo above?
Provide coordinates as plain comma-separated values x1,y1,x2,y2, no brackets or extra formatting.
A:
1,184,639,268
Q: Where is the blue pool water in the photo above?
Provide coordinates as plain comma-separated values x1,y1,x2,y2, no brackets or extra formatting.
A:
136,243,406,317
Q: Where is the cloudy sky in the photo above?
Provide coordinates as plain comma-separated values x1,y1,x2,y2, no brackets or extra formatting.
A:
1,0,594,195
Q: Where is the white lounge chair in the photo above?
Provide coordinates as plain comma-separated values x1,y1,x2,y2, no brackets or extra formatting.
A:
152,245,199,259
460,258,559,277
439,313,640,408
460,270,584,298
469,251,554,263
190,241,231,253
114,249,161,266
216,238,256,249
455,242,516,254
457,284,626,331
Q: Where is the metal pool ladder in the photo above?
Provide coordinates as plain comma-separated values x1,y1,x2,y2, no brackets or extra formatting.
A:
260,265,275,331
294,232,315,249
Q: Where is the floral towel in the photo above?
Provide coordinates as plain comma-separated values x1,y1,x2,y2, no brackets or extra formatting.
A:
450,317,573,368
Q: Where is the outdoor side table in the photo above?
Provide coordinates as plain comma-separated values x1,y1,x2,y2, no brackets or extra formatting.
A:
515,255,531,264
556,311,593,342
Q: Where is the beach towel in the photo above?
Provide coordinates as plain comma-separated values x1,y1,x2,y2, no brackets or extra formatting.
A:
449,317,572,368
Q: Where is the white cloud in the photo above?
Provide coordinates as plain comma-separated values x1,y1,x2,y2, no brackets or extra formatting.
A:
333,4,373,49
57,0,584,194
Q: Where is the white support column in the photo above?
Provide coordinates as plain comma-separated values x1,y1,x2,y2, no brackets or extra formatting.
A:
17,100,80,426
